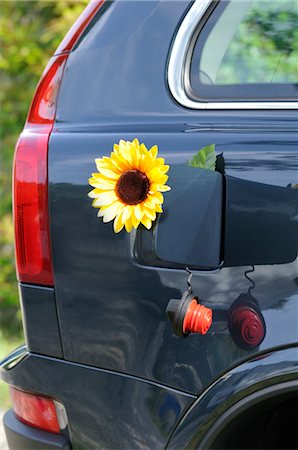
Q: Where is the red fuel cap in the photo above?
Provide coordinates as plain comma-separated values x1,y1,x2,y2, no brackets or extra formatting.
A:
183,299,212,335
166,291,213,337
228,295,266,349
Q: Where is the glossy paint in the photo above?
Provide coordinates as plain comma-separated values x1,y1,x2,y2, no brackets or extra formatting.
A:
155,166,223,269
166,346,298,448
49,128,298,394
19,284,62,358
2,1,298,448
1,353,195,449
47,0,298,395
224,176,298,266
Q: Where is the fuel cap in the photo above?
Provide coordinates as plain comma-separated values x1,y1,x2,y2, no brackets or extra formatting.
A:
166,290,213,337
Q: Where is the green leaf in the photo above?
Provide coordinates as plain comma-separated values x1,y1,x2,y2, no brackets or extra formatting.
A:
187,144,216,170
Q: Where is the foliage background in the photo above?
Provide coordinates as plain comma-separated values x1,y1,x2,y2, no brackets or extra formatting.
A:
0,0,88,405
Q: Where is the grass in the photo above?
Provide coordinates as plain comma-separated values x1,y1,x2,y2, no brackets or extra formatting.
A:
0,329,24,410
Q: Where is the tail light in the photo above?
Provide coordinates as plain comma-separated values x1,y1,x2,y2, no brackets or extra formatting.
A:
13,1,106,286
55,0,105,54
10,387,67,434
13,55,67,286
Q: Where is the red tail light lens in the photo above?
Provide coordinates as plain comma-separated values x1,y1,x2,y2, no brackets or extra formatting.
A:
13,55,67,286
28,55,67,124
10,388,61,434
14,131,53,285
14,0,105,286
55,0,105,54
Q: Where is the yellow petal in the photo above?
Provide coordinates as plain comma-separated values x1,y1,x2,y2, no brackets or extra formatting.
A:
141,215,152,229
89,179,116,190
155,204,163,213
95,159,118,173
144,196,159,210
101,202,123,223
119,139,127,147
139,143,148,154
91,172,102,179
95,190,118,206
144,207,156,221
131,210,141,228
97,204,110,216
89,181,104,189
159,184,171,192
150,183,171,192
102,156,115,164
95,157,104,166
154,157,165,167
131,148,140,170
149,145,158,159
91,173,118,183
98,167,120,180
125,218,133,233
92,198,101,207
118,140,134,165
155,191,164,203
146,191,164,205
132,138,140,148
148,168,168,185
139,152,153,173
88,188,103,198
92,183,116,190
159,164,169,174
110,154,131,172
134,203,144,221
122,205,132,223
97,203,122,217
113,211,124,233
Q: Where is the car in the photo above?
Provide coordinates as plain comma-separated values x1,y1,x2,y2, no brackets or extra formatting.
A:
1,0,298,449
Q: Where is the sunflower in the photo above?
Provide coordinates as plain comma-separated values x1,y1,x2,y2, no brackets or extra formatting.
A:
88,139,171,233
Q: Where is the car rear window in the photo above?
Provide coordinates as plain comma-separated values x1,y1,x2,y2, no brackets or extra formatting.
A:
189,0,298,101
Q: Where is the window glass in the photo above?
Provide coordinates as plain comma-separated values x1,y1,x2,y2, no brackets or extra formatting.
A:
190,0,298,101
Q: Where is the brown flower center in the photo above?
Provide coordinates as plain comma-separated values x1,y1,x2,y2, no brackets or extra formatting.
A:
116,169,149,205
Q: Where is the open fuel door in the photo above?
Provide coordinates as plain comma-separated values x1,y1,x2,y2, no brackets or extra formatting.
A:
134,166,298,269
155,166,222,269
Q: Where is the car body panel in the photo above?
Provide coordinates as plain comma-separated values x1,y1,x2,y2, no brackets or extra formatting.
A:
19,284,63,359
49,128,298,395
166,346,298,449
48,0,298,395
1,353,195,449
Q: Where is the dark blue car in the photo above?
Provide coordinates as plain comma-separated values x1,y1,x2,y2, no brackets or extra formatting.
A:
1,0,298,449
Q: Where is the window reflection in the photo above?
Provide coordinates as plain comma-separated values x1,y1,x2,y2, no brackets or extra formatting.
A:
191,0,298,100
217,1,298,84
